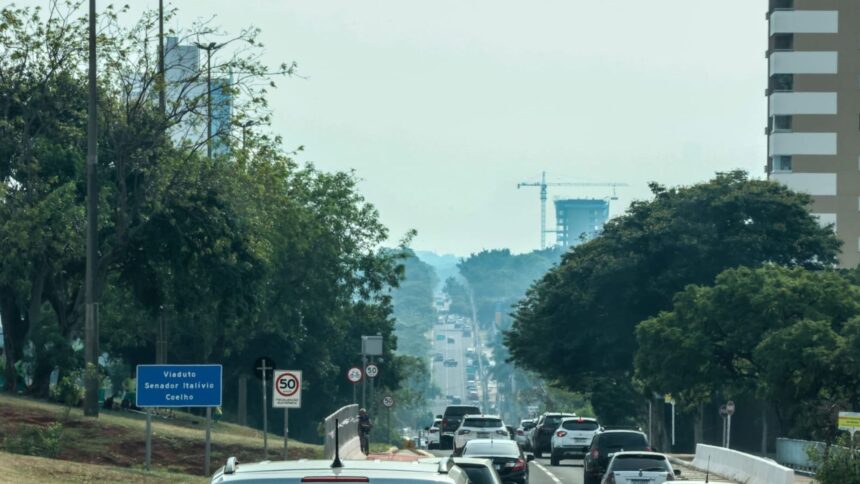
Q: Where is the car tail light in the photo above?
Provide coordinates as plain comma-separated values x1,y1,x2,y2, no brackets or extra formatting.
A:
604,473,615,484
458,429,471,435
508,458,526,471
645,446,652,451
556,431,567,437
442,419,448,428
517,429,524,436
590,448,599,460
302,478,369,482
666,471,675,481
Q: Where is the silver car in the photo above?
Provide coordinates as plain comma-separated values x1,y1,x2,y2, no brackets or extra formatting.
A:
600,452,680,484
211,457,471,484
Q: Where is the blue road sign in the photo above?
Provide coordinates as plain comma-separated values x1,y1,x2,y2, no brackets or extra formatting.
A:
136,364,222,407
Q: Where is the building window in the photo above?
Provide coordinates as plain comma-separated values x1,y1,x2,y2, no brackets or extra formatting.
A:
772,33,794,51
773,115,792,131
772,156,792,172
770,0,793,10
770,74,794,92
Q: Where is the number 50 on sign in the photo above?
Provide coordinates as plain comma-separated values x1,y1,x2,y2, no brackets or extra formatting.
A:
273,370,302,408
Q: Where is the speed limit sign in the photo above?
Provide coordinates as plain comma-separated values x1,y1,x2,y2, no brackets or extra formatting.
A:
382,395,395,408
273,370,302,408
365,364,379,379
347,367,363,384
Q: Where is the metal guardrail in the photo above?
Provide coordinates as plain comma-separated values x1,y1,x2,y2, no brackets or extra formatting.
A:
324,404,359,459
775,437,824,473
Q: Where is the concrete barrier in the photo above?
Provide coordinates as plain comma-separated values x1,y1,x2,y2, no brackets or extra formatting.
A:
689,444,795,484
324,404,365,460
776,438,824,473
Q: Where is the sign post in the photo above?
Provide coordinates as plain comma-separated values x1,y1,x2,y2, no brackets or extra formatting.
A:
664,394,676,447
382,395,395,445
347,367,363,404
719,405,728,447
254,357,276,458
273,370,302,460
136,364,222,475
838,411,860,455
726,400,736,449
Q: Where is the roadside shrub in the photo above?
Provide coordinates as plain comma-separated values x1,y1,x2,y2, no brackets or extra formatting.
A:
3,423,64,458
50,373,83,419
808,435,860,484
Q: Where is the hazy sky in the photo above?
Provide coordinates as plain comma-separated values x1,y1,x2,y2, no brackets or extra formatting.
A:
22,0,769,255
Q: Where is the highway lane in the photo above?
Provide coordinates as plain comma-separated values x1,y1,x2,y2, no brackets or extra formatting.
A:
429,449,583,484
430,321,474,416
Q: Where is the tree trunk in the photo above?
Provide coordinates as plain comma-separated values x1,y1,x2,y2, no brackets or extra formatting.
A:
24,263,49,397
694,403,704,446
0,288,25,392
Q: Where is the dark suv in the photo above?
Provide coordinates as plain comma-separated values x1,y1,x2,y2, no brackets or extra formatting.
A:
441,404,481,449
582,430,650,484
528,412,576,457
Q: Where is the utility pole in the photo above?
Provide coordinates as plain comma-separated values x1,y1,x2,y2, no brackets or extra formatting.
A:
84,0,100,418
158,0,165,116
192,41,222,159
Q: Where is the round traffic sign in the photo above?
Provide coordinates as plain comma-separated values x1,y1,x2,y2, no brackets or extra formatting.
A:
719,404,728,417
365,364,379,379
275,372,301,398
726,400,736,415
347,367,363,384
382,395,395,408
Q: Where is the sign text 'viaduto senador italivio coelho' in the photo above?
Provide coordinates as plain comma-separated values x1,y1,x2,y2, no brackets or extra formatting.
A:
136,364,223,408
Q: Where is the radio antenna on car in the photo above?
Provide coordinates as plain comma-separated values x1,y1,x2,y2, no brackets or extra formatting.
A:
331,418,344,468
705,455,710,483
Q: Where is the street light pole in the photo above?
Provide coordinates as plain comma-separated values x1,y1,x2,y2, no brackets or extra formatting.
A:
158,0,165,116
84,0,100,418
192,41,222,159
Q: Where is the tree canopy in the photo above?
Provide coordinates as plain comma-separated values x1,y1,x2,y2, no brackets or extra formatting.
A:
505,171,841,421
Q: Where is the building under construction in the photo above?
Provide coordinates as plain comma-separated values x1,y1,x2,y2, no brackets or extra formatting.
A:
554,199,609,247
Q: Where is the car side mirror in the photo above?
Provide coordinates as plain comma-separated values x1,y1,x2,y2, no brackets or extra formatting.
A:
674,469,681,476
526,454,535,462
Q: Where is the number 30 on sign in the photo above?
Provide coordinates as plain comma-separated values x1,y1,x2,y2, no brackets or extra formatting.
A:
273,370,302,409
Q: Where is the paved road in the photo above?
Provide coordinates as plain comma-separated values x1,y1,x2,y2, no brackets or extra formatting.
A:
430,450,585,484
429,321,475,417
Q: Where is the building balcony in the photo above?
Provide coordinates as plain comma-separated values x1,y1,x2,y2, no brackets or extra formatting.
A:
769,92,837,115
769,51,837,75
770,172,836,196
769,132,836,156
770,10,838,35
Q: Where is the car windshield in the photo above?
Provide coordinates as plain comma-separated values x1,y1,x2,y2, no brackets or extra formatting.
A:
446,407,481,417
562,420,599,431
543,415,572,427
458,464,498,484
463,441,519,457
463,418,503,428
601,433,648,449
610,455,669,472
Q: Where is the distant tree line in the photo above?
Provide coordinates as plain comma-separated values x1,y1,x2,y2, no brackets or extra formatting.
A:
0,3,416,441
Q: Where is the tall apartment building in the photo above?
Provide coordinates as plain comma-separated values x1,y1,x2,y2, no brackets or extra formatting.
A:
164,37,232,156
554,198,609,247
766,1,859,267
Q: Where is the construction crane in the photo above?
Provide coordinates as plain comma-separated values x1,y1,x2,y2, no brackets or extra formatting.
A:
517,171,628,249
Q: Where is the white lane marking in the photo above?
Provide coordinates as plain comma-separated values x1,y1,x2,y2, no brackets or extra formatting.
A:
533,462,563,484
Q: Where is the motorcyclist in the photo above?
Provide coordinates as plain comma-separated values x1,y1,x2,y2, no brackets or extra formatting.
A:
358,408,373,454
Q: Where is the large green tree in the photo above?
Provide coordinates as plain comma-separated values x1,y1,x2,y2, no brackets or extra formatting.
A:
636,266,860,440
506,171,841,423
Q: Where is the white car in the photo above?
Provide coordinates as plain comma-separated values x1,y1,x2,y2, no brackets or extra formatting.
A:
427,418,442,449
550,417,600,465
515,419,535,448
600,452,680,484
453,415,509,454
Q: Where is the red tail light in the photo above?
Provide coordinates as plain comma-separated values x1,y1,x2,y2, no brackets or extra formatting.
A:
666,471,675,481
517,429,524,436
590,448,599,460
645,446,652,452
510,458,526,471
604,473,615,484
556,431,567,437
442,419,448,427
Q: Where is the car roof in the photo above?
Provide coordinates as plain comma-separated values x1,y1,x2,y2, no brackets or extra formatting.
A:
419,457,494,466
599,429,646,435
462,439,520,455
213,459,467,483
610,451,666,458
542,412,576,417
462,414,502,419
